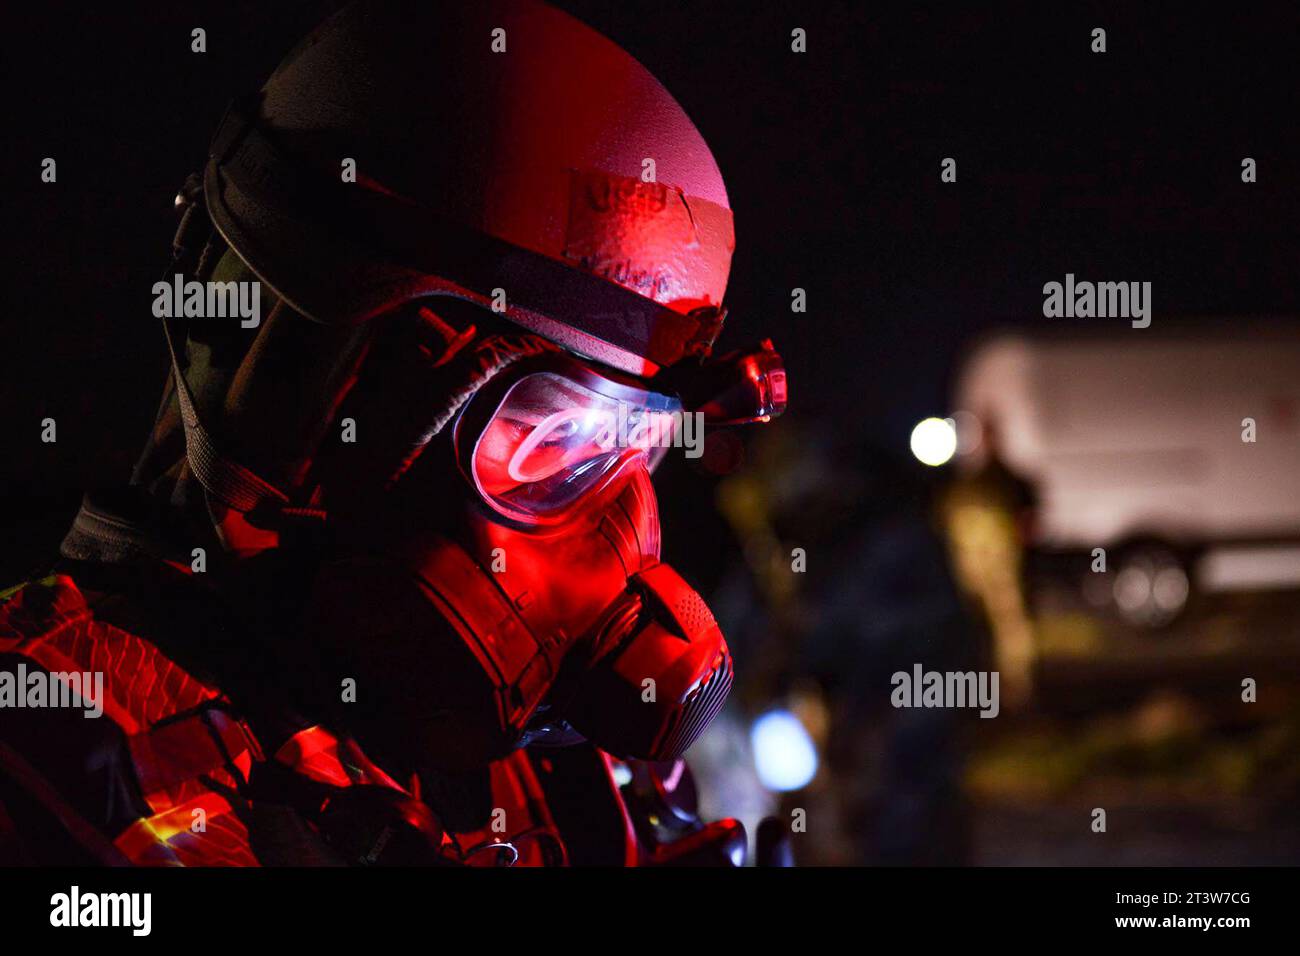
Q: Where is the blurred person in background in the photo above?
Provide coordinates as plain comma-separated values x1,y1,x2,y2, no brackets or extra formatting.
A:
703,421,979,864
940,418,1038,709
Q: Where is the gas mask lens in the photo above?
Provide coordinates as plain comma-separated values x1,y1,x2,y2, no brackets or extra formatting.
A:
469,371,682,522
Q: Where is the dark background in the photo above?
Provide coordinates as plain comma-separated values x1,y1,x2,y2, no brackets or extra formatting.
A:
4,1,1300,572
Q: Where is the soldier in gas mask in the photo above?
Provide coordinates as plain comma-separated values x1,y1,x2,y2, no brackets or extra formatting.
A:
0,0,785,865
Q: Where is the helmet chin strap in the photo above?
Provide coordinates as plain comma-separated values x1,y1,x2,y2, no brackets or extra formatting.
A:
155,179,317,540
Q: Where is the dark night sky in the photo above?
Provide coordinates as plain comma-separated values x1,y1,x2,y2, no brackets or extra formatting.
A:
4,2,1300,572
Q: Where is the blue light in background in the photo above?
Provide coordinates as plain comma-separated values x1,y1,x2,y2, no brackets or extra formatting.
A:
750,709,818,792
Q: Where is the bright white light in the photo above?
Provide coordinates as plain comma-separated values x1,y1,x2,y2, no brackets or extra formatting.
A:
750,709,818,792
610,760,633,787
910,417,957,466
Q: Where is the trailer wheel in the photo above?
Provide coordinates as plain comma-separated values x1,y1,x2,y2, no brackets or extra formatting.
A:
1111,541,1191,628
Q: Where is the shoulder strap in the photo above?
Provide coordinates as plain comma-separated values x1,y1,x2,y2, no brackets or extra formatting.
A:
164,177,320,521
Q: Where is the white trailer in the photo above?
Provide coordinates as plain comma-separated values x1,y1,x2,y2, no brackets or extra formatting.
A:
952,326,1300,623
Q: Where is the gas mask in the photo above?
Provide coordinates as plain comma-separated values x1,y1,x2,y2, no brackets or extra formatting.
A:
297,331,785,773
